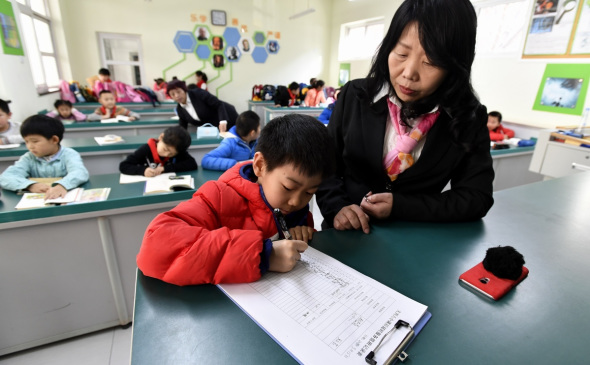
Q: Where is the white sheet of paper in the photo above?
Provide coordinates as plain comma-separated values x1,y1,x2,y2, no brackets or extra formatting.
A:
119,172,175,184
0,143,20,149
218,247,428,365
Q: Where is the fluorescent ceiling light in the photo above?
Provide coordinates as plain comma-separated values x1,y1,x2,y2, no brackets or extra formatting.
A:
289,8,316,20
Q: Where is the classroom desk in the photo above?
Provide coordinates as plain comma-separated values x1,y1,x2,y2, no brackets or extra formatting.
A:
263,106,325,126
247,100,275,123
0,135,220,175
62,116,195,139
73,101,176,111
131,172,590,364
0,169,223,356
490,145,542,190
79,107,176,118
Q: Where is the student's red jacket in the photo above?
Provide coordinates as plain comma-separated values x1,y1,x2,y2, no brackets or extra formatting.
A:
489,125,515,142
137,163,312,286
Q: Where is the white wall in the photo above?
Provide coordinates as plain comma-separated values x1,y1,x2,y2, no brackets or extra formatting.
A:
57,0,333,114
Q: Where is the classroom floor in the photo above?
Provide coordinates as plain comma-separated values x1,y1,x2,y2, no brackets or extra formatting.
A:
0,198,325,365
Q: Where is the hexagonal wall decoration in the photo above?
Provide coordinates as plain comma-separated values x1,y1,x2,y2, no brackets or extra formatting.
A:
251,46,268,63
239,36,253,54
196,44,211,60
173,31,197,53
223,27,241,47
211,52,227,70
266,40,280,54
225,46,241,62
253,31,266,46
194,25,212,43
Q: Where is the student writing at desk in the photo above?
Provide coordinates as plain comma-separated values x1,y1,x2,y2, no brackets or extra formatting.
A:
316,0,494,233
0,115,89,199
137,115,335,285
119,126,197,177
487,111,514,142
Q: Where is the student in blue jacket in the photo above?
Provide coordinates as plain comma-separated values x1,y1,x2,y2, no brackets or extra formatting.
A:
0,115,89,199
201,111,260,171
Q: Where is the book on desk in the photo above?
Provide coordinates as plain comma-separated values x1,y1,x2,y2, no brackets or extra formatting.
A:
143,175,194,195
14,187,111,209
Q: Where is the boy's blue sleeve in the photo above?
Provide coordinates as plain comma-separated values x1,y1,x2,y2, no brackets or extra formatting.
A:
259,238,273,275
201,139,238,171
0,154,38,191
54,149,89,190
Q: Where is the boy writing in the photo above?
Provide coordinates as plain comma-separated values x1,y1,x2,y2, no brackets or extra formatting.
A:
488,111,515,142
0,99,24,145
0,115,89,199
201,110,260,171
137,114,335,285
87,90,140,121
119,126,198,177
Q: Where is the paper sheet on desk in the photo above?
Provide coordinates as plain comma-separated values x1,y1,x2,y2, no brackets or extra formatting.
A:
0,143,20,149
218,247,428,365
119,172,175,184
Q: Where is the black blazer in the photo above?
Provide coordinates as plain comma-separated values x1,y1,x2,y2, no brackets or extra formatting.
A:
176,88,238,129
316,79,494,227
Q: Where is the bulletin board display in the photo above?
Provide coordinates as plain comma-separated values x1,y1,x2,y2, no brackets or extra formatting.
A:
523,0,590,58
533,63,590,115
0,0,24,56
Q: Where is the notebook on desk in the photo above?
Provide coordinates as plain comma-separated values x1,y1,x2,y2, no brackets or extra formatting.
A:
218,247,430,365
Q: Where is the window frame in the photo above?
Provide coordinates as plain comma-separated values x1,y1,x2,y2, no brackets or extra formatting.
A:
97,32,146,87
338,17,385,62
15,0,61,95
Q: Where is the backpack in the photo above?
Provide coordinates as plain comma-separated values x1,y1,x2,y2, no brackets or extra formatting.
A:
59,80,76,104
252,84,263,101
113,81,143,103
69,81,86,103
80,86,97,102
260,84,276,101
134,87,161,107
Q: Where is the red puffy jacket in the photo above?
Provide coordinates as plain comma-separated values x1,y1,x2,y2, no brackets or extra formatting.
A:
489,125,515,142
137,163,313,286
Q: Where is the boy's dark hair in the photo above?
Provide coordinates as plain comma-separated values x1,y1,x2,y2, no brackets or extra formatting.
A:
256,114,335,179
235,110,260,138
0,99,11,114
161,126,191,153
54,99,73,109
312,80,325,89
288,82,300,91
99,90,113,97
21,115,65,141
488,111,502,123
98,68,110,76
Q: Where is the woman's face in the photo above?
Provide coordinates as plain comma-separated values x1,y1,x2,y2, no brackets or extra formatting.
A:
169,88,187,104
388,22,447,103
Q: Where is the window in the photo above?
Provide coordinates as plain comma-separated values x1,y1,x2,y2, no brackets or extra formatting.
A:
97,32,145,86
16,0,60,94
472,0,530,56
338,17,384,61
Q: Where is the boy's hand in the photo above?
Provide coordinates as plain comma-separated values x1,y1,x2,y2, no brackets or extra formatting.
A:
128,116,137,121
45,184,67,200
269,239,308,273
288,226,314,243
154,166,165,174
28,183,50,193
144,168,158,177
334,204,370,234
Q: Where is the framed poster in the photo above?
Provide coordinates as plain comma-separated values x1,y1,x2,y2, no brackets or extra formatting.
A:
533,63,590,115
0,0,24,56
211,10,226,26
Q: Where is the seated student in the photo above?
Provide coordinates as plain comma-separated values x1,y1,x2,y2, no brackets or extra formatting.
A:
46,99,87,122
0,98,24,145
119,126,198,177
195,70,208,91
93,68,116,97
274,82,300,107
303,79,327,107
488,111,514,142
136,114,336,285
0,115,89,199
87,90,140,121
202,111,260,171
317,88,340,125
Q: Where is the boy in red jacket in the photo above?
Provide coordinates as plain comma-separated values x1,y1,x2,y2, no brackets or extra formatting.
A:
137,114,335,285
487,111,514,142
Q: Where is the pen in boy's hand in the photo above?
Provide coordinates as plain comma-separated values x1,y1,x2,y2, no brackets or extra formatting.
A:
273,208,292,240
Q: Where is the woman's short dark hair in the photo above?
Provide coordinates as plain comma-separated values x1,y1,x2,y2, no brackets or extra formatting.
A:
166,79,188,95
366,0,481,147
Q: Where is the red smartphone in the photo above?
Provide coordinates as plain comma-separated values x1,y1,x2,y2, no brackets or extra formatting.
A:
459,262,529,300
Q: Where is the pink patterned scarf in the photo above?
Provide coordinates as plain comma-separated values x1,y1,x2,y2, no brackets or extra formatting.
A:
383,98,440,181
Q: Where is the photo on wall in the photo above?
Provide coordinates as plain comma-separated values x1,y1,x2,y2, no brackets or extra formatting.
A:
540,77,583,108
533,63,590,115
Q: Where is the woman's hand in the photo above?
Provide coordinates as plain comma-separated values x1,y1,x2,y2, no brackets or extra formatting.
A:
360,192,393,219
333,204,370,234
288,226,314,243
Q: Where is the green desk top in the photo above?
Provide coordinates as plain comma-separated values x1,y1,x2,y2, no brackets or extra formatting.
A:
0,134,221,158
490,145,535,156
132,172,590,364
0,169,223,224
80,107,176,114
63,118,177,129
